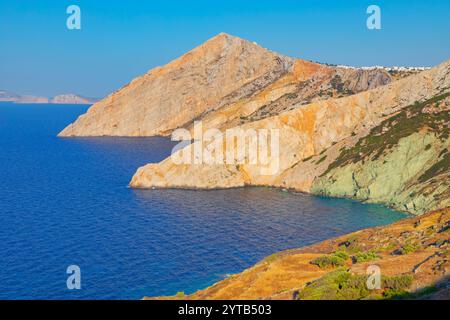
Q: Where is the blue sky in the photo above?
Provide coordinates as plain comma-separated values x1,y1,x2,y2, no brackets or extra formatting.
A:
0,0,449,98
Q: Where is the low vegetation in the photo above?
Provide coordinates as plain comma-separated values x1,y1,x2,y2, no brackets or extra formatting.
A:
311,251,349,268
395,243,421,255
352,249,380,263
296,269,413,300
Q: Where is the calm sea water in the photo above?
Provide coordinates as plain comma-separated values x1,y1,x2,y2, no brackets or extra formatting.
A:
0,103,407,299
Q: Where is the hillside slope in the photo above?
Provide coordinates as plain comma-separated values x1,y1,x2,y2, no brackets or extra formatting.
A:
147,207,450,300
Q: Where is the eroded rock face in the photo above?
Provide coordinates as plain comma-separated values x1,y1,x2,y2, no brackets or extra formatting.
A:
130,59,450,216
311,94,450,215
58,33,397,137
58,33,296,137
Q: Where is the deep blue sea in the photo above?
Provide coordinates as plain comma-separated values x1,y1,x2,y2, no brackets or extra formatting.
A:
0,103,407,299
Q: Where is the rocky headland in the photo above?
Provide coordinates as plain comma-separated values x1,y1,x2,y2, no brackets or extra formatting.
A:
129,58,449,216
58,33,415,137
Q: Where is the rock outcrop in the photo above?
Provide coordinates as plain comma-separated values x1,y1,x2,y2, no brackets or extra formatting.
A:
58,33,400,137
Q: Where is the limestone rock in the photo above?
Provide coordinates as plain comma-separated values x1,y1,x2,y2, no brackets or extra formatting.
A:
58,33,398,137
58,33,296,137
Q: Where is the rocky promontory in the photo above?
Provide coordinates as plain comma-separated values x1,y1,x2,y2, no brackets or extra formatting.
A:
58,33,406,137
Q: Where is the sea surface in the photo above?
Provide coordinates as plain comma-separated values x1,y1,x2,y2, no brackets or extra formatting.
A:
0,103,407,299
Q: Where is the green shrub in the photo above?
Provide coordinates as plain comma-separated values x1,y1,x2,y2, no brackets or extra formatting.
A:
311,251,349,268
383,274,413,291
333,250,349,260
297,269,370,300
382,275,413,299
396,243,420,255
352,250,380,263
297,270,413,300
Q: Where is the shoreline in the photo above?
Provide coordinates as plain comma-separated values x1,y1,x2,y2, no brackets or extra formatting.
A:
131,183,416,216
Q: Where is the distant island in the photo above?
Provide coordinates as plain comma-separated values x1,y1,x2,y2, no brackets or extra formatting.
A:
0,90,98,105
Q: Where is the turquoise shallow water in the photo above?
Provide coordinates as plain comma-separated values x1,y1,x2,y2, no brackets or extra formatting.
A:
0,103,407,299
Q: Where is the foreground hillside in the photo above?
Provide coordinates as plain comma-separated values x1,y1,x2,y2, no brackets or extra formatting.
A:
147,207,450,300
59,33,405,137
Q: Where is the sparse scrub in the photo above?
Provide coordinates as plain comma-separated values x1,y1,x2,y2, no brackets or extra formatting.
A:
297,269,370,300
382,275,413,299
297,270,413,300
311,250,349,268
352,249,380,263
395,243,420,255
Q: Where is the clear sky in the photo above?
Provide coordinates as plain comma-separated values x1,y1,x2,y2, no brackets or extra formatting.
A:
0,0,449,98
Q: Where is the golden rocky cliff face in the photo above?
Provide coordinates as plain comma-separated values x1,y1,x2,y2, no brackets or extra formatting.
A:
130,60,450,194
58,33,296,137
59,33,396,137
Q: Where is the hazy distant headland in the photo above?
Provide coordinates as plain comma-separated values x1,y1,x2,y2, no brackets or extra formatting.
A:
0,90,99,105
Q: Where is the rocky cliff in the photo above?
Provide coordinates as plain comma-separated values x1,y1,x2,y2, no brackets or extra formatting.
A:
58,33,400,137
130,59,449,215
311,94,450,214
